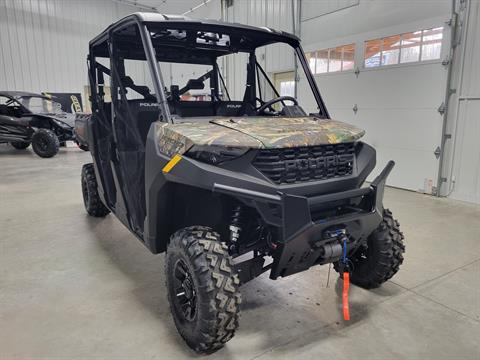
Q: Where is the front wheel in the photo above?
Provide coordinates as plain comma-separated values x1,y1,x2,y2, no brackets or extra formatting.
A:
166,226,241,354
335,209,405,289
31,129,59,158
10,141,30,150
77,143,89,151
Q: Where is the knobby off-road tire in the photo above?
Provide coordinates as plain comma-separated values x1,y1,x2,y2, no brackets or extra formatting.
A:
10,141,30,150
78,143,89,151
166,226,241,354
31,129,59,158
81,163,110,217
334,209,405,289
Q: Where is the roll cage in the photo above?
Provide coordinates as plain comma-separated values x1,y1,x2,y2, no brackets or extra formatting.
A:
0,92,64,116
87,12,330,125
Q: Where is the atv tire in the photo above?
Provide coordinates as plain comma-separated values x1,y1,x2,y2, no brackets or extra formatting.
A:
166,226,241,354
11,141,30,150
78,143,89,151
31,129,59,158
334,209,405,289
81,163,110,217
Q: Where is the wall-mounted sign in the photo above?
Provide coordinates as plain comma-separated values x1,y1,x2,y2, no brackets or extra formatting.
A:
42,92,83,113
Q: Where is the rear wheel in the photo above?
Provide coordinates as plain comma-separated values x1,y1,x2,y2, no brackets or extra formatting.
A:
10,141,30,150
31,129,59,158
77,143,89,151
166,226,241,353
334,209,405,289
81,163,110,217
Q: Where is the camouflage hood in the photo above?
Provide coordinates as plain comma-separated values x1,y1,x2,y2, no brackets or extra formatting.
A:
156,117,364,157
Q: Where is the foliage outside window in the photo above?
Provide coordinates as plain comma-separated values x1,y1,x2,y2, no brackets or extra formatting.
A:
306,44,356,74
364,27,443,68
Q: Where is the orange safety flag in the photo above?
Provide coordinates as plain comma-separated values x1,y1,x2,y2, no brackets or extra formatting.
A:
343,272,350,320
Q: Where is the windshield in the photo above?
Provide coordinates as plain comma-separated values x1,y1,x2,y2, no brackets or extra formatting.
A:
147,25,318,115
17,96,65,114
95,22,326,120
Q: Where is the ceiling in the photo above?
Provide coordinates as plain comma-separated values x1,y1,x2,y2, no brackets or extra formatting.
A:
125,0,206,15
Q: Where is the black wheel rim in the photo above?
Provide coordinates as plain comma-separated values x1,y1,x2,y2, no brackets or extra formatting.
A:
37,136,49,152
172,258,197,322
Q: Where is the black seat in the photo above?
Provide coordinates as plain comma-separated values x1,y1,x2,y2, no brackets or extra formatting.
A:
215,101,255,116
171,101,215,117
0,105,10,116
126,100,160,143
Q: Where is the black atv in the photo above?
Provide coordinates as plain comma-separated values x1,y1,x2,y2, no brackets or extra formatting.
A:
0,91,76,157
79,13,405,353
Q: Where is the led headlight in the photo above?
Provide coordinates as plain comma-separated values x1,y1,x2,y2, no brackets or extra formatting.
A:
186,145,249,165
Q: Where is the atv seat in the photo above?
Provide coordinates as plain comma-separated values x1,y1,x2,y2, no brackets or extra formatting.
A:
168,100,254,117
0,105,8,115
169,101,215,117
127,100,160,143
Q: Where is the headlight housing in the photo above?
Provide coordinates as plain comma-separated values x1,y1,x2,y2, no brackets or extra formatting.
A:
53,119,71,129
186,145,249,165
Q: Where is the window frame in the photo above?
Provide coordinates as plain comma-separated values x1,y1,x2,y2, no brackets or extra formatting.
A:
364,27,444,69
306,43,356,75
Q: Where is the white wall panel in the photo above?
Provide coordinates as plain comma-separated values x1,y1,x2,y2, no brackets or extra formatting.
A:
186,0,221,20
0,0,141,106
301,0,359,21
443,0,480,203
301,0,451,46
449,100,480,203
215,0,297,100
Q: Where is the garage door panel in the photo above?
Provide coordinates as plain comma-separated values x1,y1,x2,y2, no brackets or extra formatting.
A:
370,145,438,191
328,108,441,152
312,64,446,110
299,58,446,191
321,107,440,191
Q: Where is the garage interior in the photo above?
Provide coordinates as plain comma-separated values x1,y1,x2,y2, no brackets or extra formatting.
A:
1,0,479,359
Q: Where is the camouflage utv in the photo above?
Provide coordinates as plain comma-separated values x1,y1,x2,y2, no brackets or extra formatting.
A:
78,13,405,353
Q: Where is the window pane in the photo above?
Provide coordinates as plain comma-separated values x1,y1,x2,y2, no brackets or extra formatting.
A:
381,35,400,65
306,52,316,74
280,80,295,97
342,44,355,70
329,47,342,72
421,27,443,60
365,39,382,68
316,49,329,73
400,31,421,63
422,27,443,41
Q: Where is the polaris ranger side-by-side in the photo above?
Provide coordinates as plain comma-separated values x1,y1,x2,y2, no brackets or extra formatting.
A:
78,13,405,353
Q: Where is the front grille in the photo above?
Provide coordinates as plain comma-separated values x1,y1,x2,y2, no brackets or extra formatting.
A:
252,143,356,184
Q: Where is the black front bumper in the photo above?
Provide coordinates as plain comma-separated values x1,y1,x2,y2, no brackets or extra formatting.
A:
214,161,395,279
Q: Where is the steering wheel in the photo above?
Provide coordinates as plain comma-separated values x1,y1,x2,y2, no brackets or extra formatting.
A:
255,96,298,115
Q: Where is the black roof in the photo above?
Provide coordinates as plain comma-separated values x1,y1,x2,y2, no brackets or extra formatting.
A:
90,12,300,50
0,91,49,99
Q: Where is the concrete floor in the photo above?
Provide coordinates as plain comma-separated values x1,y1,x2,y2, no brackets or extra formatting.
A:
1,144,479,360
